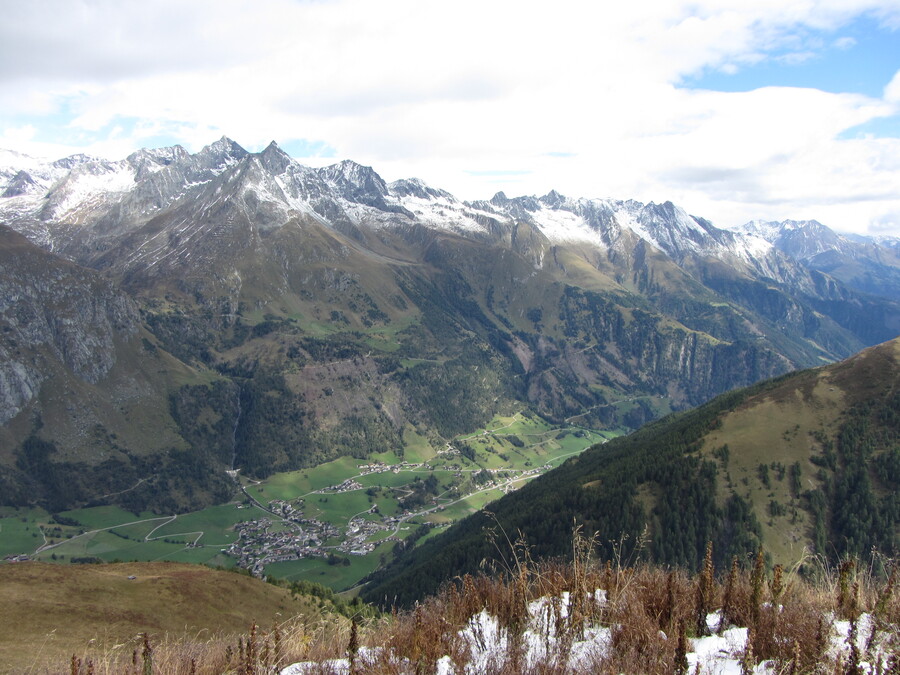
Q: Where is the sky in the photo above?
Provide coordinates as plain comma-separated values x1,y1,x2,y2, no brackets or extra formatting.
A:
1,0,900,235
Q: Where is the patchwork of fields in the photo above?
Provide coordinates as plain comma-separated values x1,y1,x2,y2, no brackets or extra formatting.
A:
1,414,616,591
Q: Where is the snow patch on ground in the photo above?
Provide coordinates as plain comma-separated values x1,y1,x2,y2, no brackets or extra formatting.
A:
280,592,895,675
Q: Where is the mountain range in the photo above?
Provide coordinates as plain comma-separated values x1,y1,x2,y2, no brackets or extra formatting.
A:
1,138,899,513
735,219,900,302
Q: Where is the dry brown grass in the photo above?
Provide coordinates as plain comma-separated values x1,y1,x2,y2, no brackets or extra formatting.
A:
27,545,900,674
351,544,900,675
0,562,324,674
55,608,351,675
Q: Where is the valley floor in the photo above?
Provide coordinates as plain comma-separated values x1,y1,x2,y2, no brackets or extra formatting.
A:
2,415,613,592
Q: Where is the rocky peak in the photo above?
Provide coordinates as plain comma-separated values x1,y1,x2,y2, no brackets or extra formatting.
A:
539,189,566,209
388,177,450,202
489,191,509,207
127,145,190,180
51,154,96,171
1,170,38,198
201,136,248,164
319,160,389,197
257,141,294,176
736,219,846,260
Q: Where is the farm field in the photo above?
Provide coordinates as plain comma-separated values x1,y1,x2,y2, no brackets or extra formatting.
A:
4,414,617,592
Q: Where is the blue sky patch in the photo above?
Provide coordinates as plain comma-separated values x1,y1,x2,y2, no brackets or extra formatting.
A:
279,138,337,158
838,114,900,139
683,15,899,99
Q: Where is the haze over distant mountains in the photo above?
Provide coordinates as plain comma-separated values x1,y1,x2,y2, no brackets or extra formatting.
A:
1,138,899,513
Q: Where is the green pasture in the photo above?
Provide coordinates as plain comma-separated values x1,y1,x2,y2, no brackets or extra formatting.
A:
365,529,394,544
264,540,394,590
425,488,506,524
0,509,48,557
248,456,366,502
304,491,380,526
59,505,158,531
368,498,401,519
61,506,157,530
367,449,404,465
355,470,421,489
109,519,172,541
399,428,437,463
149,503,264,546
35,530,182,562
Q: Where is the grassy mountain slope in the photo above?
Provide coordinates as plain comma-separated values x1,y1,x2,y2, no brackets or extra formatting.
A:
361,337,900,607
0,561,317,673
0,226,238,513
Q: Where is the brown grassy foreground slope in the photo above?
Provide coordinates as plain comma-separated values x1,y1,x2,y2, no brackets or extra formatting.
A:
0,562,320,673
25,546,900,674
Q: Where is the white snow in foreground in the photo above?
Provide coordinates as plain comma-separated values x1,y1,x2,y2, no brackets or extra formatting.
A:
280,593,893,675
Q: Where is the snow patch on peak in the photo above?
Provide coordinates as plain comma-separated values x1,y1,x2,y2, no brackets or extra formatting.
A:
51,154,96,171
539,189,567,208
45,160,136,221
320,160,385,190
735,219,783,241
129,145,188,164
736,219,828,240
206,136,246,155
388,177,452,202
257,141,294,175
616,200,723,257
0,148,45,172
389,189,490,233
530,204,603,246
735,232,775,259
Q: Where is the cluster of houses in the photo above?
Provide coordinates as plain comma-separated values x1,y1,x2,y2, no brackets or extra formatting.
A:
318,478,363,494
336,512,383,556
225,512,340,577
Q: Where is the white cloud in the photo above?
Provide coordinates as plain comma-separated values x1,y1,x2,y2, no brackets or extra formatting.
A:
2,0,900,234
833,35,857,49
885,69,900,103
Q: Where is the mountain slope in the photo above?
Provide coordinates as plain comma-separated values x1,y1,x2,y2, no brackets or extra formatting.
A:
0,225,235,512
361,337,900,607
0,561,318,673
1,139,899,513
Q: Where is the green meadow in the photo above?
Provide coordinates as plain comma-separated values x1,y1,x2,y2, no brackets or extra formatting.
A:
3,415,613,591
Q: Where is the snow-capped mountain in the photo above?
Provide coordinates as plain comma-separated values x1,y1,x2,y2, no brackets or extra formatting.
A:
735,219,852,260
0,139,809,287
733,219,900,301
2,138,899,513
2,138,896,347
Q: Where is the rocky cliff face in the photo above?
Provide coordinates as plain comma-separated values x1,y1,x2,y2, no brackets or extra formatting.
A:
0,226,138,423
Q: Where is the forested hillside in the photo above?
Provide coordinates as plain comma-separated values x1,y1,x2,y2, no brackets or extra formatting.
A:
362,338,900,607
